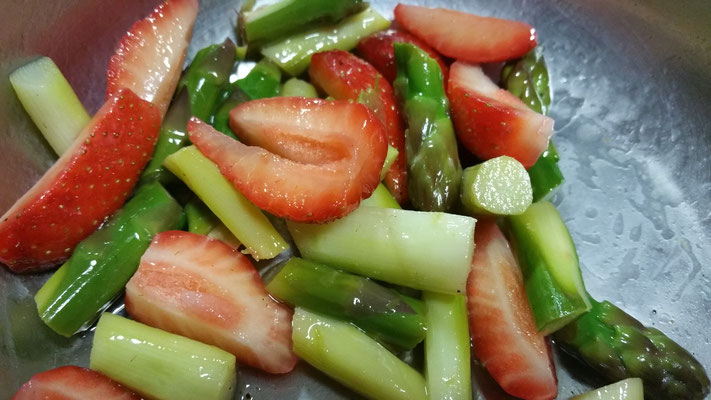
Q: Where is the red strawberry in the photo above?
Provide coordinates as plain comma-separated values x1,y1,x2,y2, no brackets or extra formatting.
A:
356,29,449,83
394,4,537,63
106,0,198,117
309,50,408,205
125,231,297,374
448,62,553,168
0,89,161,272
187,98,386,223
467,219,557,400
11,366,140,400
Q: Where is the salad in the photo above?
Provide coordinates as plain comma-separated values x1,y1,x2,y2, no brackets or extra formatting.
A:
1,0,709,399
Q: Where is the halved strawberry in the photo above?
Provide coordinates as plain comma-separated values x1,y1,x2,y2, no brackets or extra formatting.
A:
12,366,139,400
0,89,160,272
394,4,537,63
467,219,557,400
309,50,408,205
187,98,386,223
125,231,297,374
448,62,553,168
106,0,198,117
356,29,449,83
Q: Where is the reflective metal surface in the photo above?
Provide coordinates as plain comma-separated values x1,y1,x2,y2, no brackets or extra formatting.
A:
1,0,710,398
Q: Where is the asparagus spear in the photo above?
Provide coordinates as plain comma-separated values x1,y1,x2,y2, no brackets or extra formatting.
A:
393,42,462,212
212,86,250,137
185,198,219,235
35,182,184,337
501,48,563,202
571,378,643,400
10,57,90,155
361,183,401,209
280,77,319,98
236,59,282,100
267,257,426,350
261,7,390,76
460,156,533,216
555,299,710,400
507,201,591,335
240,0,365,47
292,308,427,400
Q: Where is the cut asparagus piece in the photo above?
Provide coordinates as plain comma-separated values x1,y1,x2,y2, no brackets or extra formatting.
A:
261,7,390,76
292,308,427,400
236,59,282,100
90,313,236,400
360,183,401,209
35,182,184,337
460,156,532,216
163,145,288,260
571,378,643,400
212,86,250,138
207,223,241,248
267,257,426,350
185,198,219,235
527,142,564,202
241,0,365,46
279,77,319,98
381,145,399,181
555,299,710,400
288,207,475,294
10,56,90,155
423,292,471,400
507,201,591,335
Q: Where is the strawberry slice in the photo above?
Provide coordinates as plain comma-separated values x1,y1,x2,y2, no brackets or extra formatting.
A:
394,4,537,63
448,62,553,168
12,366,139,400
309,50,408,205
125,231,297,374
467,219,557,400
187,98,386,223
0,89,160,272
106,0,198,117
356,29,449,83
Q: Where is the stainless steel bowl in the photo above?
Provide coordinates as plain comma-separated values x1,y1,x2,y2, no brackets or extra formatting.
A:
1,0,709,398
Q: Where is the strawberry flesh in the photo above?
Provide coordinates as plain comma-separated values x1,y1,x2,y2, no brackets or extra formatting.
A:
356,29,449,83
309,50,408,205
467,220,558,400
0,89,160,272
448,62,553,168
394,4,537,63
11,366,139,400
106,0,198,117
125,231,297,374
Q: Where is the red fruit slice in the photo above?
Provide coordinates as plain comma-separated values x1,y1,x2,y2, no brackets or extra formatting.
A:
106,0,198,117
467,219,557,400
11,366,139,400
448,62,553,168
125,231,297,374
356,29,449,83
309,50,408,205
187,98,386,223
394,4,537,63
0,89,161,272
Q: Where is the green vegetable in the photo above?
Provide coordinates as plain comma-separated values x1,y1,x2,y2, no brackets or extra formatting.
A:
292,308,427,400
10,56,90,155
279,77,319,98
91,313,236,400
555,299,709,400
287,206,475,294
261,7,390,76
571,378,643,400
163,145,288,260
460,156,533,216
501,48,563,202
236,59,282,100
185,198,219,235
212,86,250,137
507,201,591,335
423,292,471,400
381,145,399,181
267,257,426,350
393,42,462,212
35,182,184,337
240,0,365,47
361,183,400,209
207,223,241,248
